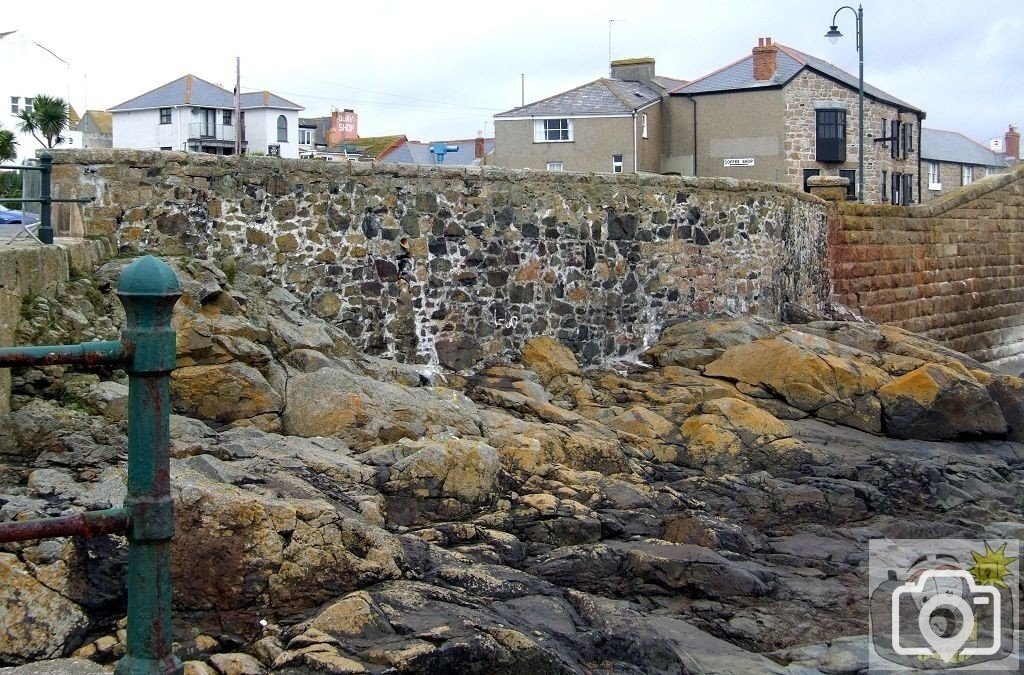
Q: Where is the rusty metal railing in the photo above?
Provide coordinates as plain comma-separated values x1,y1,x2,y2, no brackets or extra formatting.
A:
0,255,183,675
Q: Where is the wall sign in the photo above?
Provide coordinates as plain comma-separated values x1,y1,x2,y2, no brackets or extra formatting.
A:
724,158,755,167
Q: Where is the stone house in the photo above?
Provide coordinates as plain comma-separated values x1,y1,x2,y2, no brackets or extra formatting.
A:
489,58,685,174
109,74,303,157
665,37,925,205
919,126,1019,202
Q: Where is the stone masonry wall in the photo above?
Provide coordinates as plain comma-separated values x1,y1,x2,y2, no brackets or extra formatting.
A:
50,150,830,370
830,164,1024,372
784,70,920,204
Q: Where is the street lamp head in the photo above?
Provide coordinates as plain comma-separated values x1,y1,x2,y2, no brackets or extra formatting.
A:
825,25,843,43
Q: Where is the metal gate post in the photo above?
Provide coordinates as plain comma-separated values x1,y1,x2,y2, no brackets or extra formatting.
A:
114,256,182,675
38,153,53,245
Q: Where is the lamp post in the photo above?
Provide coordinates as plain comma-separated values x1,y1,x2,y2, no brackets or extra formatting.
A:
825,4,864,203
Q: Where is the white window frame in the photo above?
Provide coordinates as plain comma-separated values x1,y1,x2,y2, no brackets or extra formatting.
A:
612,154,624,174
546,161,564,172
928,161,941,190
962,165,974,185
299,129,313,145
23,97,33,114
10,96,18,114
534,118,573,143
641,113,649,139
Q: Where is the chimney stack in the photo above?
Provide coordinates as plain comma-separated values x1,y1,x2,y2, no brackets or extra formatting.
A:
475,133,485,160
326,109,359,146
610,57,656,85
752,37,778,81
1006,125,1020,160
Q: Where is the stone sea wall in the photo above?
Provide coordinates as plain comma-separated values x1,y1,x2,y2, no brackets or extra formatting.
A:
50,150,830,368
831,164,1024,372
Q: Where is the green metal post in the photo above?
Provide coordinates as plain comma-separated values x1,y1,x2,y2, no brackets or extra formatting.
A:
38,152,53,245
114,256,182,675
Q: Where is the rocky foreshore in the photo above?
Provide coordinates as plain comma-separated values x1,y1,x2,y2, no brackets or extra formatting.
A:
1,258,1021,674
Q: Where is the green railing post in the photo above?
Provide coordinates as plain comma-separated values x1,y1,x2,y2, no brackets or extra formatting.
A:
114,256,182,675
38,152,53,245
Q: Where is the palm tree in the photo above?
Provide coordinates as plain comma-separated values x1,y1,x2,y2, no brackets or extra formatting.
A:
17,94,70,149
0,124,16,162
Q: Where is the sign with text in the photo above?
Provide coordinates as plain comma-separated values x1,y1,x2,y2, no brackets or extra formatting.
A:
724,158,755,167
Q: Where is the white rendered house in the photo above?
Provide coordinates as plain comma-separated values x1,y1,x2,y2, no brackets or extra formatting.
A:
109,75,302,158
0,30,84,163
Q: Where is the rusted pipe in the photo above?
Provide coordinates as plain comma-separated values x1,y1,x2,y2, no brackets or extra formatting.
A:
0,341,126,368
0,507,128,544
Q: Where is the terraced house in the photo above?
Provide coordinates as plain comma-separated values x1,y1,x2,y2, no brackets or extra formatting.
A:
920,126,1019,202
664,37,925,204
492,38,927,205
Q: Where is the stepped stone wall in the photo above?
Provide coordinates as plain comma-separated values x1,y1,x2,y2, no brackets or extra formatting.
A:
0,239,114,411
830,164,1024,372
48,150,830,369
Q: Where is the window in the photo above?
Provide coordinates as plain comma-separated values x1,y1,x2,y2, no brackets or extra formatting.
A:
10,96,18,114
962,165,974,185
902,173,913,205
159,108,171,124
534,118,572,142
815,109,846,162
880,118,888,148
905,123,914,154
299,129,312,144
612,154,624,173
223,110,232,126
891,172,901,205
839,169,856,201
641,113,649,139
546,161,564,172
803,168,820,192
882,171,888,201
276,115,288,142
928,162,941,190
24,98,33,114
890,119,900,159
160,146,172,151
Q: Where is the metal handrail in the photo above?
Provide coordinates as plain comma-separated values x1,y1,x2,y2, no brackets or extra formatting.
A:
0,256,183,675
0,152,93,244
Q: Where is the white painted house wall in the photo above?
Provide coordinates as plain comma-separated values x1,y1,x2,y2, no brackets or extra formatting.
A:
0,32,85,163
112,109,177,150
244,109,299,158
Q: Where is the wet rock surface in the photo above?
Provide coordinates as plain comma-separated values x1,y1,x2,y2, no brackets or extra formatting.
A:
1,263,1022,673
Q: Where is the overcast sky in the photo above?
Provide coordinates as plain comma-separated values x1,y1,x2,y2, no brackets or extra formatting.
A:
4,1,1021,146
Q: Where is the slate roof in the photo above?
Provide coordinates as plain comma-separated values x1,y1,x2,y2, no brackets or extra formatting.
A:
109,75,302,112
921,128,1008,167
672,43,923,113
383,139,495,166
495,78,662,117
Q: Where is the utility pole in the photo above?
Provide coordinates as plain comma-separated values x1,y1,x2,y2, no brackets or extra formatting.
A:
233,58,241,155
